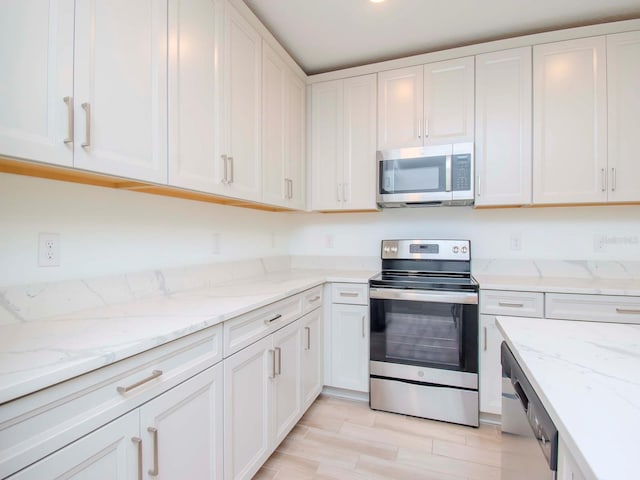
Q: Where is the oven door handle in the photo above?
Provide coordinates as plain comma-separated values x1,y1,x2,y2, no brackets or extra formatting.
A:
369,287,478,305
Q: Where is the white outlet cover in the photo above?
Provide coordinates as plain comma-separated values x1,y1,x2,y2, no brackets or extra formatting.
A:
38,233,60,267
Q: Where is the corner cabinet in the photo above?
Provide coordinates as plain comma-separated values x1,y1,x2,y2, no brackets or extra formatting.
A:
475,47,532,206
377,57,474,150
262,42,306,209
532,36,608,204
311,74,377,211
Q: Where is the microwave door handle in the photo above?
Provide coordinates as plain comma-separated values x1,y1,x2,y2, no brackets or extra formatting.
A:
445,155,452,192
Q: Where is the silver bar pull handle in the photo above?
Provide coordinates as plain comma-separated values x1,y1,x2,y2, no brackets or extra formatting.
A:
445,155,452,192
601,168,606,192
81,102,91,148
361,315,366,338
498,302,524,308
337,183,342,202
340,292,359,298
289,179,293,199
275,346,282,375
417,119,421,139
284,178,289,199
63,96,73,144
483,327,487,351
269,349,276,378
308,295,321,303
611,167,616,192
221,154,228,184
132,437,143,480
616,308,640,314
424,117,429,138
304,326,311,350
477,175,481,197
228,156,234,184
117,370,163,394
343,183,349,203
147,427,159,476
264,313,282,325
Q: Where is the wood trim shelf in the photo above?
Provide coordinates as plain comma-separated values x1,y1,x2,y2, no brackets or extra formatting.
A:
0,156,293,213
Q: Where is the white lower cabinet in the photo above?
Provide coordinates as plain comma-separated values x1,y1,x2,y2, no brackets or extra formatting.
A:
557,437,587,480
478,290,544,416
9,364,224,479
301,309,323,410
223,288,323,480
325,283,369,393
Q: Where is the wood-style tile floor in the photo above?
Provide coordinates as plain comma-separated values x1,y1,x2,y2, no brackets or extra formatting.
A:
255,394,548,480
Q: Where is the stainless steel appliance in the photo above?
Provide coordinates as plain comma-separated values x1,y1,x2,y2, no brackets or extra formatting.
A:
501,342,558,479
377,143,474,207
369,239,479,427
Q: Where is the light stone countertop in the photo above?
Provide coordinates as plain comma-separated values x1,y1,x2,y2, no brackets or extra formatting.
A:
497,316,640,480
0,268,376,405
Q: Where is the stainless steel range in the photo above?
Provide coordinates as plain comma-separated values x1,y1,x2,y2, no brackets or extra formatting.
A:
369,239,479,427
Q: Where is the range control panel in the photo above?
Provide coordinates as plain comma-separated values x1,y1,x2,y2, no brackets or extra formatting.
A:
381,239,470,261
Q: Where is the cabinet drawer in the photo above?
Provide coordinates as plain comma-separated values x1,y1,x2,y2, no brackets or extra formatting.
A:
0,325,222,478
331,283,368,305
546,293,640,324
302,286,323,314
223,294,303,357
480,290,544,317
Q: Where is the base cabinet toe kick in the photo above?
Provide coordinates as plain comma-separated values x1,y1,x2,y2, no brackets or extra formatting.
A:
1,286,324,480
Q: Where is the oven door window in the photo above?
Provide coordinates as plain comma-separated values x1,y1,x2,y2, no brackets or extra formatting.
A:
370,298,478,374
380,155,446,194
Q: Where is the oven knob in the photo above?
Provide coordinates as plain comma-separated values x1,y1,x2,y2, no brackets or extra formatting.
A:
461,246,468,254
453,246,459,254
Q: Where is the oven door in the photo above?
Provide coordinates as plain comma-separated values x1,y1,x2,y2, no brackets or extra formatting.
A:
369,288,478,376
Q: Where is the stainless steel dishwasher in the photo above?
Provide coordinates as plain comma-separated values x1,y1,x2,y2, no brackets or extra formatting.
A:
501,342,558,480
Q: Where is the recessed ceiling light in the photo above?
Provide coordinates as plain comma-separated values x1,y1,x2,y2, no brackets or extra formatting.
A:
370,0,385,3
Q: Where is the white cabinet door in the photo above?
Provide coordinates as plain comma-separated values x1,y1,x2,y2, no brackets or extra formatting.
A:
342,74,377,210
221,2,262,202
557,437,587,480
301,309,323,410
607,30,640,203
311,75,377,211
224,335,271,480
271,320,302,446
377,66,423,150
73,0,168,183
479,314,503,416
262,43,287,206
475,47,532,206
284,71,306,210
424,56,474,145
168,0,224,193
261,43,306,209
311,79,343,210
533,36,607,204
0,0,74,167
8,411,138,480
330,304,369,392
140,364,223,480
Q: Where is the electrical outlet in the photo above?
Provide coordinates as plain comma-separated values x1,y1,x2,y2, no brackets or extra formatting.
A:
38,233,60,267
510,233,522,251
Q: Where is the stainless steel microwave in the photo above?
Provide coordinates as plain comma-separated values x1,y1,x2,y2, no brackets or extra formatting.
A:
376,143,474,207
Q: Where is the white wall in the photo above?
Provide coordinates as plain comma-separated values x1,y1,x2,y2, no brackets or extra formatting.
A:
0,173,294,287
287,206,640,260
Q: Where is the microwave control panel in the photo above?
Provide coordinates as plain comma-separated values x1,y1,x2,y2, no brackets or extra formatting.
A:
452,154,472,191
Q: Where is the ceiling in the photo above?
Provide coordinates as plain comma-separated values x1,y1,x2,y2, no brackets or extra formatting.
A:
243,0,640,75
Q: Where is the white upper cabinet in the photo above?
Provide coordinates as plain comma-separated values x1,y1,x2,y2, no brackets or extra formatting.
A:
533,36,608,204
262,42,306,209
168,0,224,193
475,47,532,206
220,2,262,202
377,58,474,150
607,30,640,203
73,0,168,183
0,0,74,167
311,74,377,211
423,57,474,145
377,66,423,150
